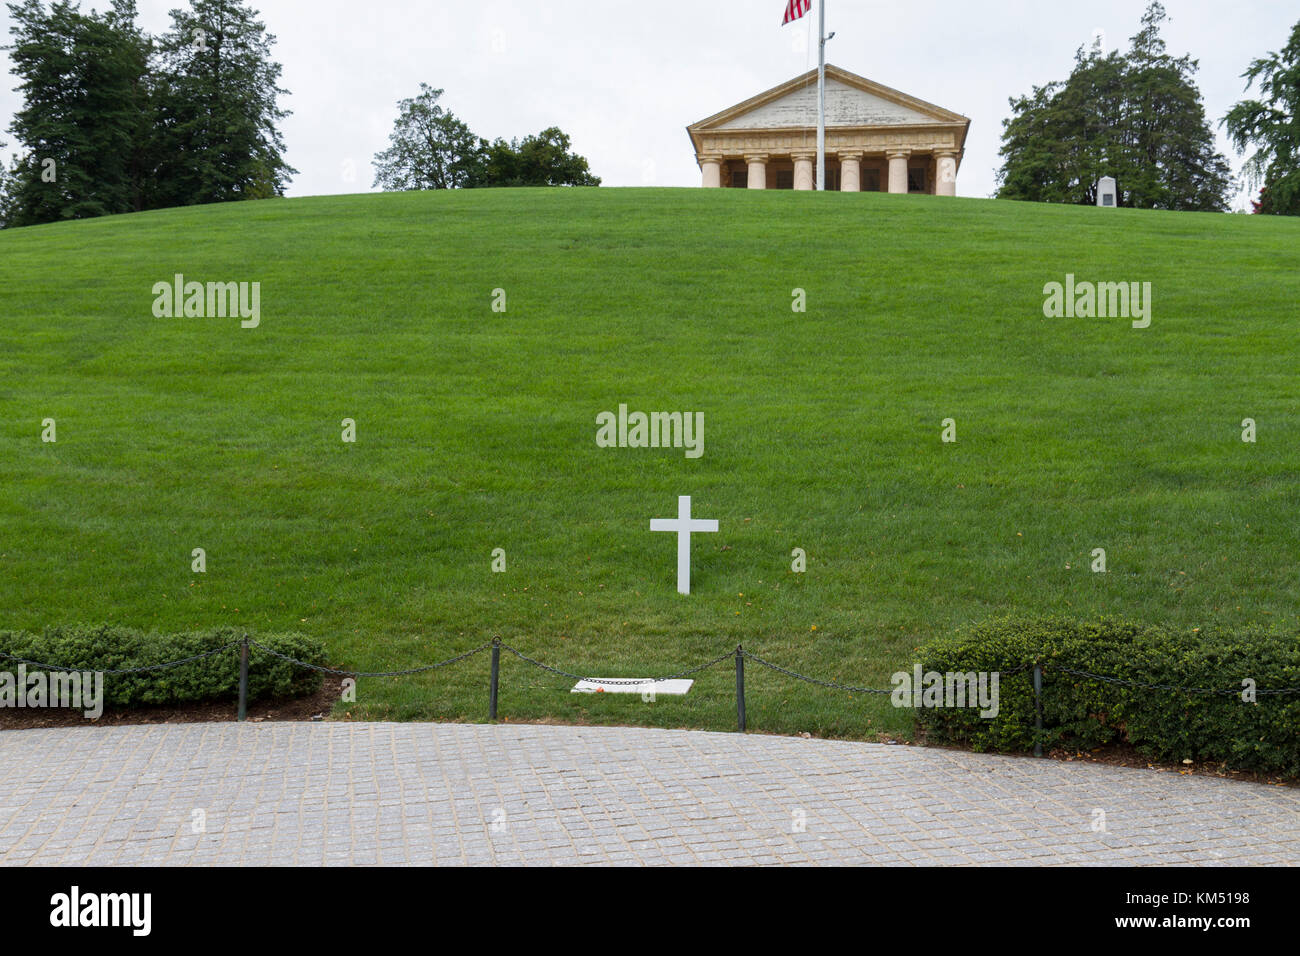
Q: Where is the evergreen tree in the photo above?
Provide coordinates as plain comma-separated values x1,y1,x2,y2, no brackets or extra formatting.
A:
997,3,1230,211
1123,5,1232,210
4,0,151,225
0,139,13,226
1224,19,1300,215
998,52,1128,205
152,0,294,206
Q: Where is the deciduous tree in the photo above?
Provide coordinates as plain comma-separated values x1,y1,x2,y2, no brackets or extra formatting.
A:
372,85,483,191
471,127,600,187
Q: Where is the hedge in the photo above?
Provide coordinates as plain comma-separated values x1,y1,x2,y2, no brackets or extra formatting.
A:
0,624,325,708
914,617,1300,777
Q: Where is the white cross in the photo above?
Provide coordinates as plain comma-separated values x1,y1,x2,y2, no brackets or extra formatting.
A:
649,495,718,595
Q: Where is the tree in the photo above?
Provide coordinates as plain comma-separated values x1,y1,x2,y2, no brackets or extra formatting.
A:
372,85,484,190
3,0,152,225
0,140,14,227
1224,20,1300,215
997,53,1128,205
471,127,600,187
997,3,1230,211
151,0,295,207
373,86,600,191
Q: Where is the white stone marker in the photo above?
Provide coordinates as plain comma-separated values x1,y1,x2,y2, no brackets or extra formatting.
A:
1097,176,1118,207
649,495,718,595
571,679,694,695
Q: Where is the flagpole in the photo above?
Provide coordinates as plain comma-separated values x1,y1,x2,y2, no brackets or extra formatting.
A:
816,0,825,191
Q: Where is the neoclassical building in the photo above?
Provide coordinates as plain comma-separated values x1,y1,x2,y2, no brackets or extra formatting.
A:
687,65,970,195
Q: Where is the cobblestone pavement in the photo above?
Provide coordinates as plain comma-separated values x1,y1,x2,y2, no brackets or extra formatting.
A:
1,722,1296,866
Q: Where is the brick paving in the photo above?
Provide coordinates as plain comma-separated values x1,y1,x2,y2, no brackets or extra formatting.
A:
1,722,1296,865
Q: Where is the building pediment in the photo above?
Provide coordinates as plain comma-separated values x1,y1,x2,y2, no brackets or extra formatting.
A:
714,75,936,129
687,64,969,159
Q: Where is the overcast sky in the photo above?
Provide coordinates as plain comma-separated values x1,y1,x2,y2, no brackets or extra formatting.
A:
1,0,1294,209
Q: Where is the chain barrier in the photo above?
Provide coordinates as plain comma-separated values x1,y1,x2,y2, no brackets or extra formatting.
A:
247,639,494,677
498,642,735,685
4,641,1300,701
738,649,894,695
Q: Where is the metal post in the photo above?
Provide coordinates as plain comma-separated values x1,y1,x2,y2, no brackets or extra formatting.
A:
735,644,746,733
489,637,500,721
237,635,249,722
1032,660,1043,757
816,0,826,191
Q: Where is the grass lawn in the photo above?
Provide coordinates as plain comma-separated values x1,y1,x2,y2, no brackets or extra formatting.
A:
1,186,1297,739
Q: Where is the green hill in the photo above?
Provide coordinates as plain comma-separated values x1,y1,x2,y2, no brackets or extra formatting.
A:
1,187,1297,737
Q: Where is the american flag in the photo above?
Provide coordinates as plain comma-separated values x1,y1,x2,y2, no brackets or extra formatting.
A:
782,0,812,25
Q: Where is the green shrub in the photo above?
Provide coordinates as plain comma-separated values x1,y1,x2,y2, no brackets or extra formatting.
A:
914,617,1300,777
0,624,325,708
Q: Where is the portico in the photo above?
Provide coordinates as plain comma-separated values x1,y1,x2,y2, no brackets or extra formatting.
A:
687,65,969,195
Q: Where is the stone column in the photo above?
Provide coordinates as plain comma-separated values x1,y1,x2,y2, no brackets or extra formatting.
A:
700,156,722,189
744,154,768,190
838,151,863,192
886,150,911,194
791,152,815,191
935,151,958,197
